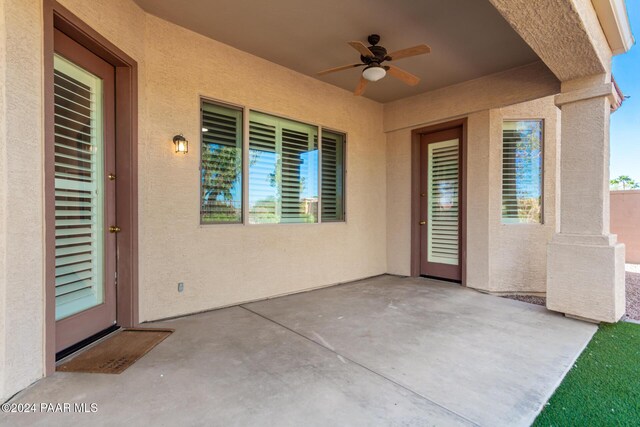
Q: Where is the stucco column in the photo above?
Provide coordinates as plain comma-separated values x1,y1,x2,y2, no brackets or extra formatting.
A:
547,78,625,323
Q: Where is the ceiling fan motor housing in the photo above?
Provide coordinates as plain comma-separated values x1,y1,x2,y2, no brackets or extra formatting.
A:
361,45,389,65
367,34,381,45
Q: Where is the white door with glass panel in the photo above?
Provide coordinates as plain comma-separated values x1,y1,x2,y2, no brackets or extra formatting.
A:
53,29,117,353
420,128,462,281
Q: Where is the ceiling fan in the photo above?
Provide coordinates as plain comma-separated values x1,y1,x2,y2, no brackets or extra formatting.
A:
317,34,431,96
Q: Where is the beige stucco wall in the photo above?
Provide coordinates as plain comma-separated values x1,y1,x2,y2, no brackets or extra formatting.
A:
0,0,46,403
486,97,560,293
465,111,492,290
386,94,560,295
0,0,7,400
611,190,640,264
385,127,413,277
139,15,386,321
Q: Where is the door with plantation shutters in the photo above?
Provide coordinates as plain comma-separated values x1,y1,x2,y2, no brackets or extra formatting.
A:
420,127,462,281
53,30,117,352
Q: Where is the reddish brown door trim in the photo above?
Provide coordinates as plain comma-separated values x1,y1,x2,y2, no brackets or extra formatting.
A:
419,127,463,281
411,119,467,283
44,0,139,375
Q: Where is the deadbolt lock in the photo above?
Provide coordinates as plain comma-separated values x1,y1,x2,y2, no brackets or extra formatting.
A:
108,173,116,181
419,221,426,225
109,226,121,233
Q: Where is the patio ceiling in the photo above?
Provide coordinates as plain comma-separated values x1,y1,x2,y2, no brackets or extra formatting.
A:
133,0,540,103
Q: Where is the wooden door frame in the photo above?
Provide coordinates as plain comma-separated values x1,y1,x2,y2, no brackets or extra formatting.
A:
44,0,139,374
410,118,467,283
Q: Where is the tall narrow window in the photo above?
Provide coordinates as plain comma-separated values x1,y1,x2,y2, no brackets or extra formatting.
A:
248,111,318,224
321,130,345,222
200,101,243,224
502,120,543,224
53,54,105,319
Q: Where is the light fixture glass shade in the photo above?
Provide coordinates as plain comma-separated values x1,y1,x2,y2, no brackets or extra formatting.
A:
173,134,188,154
176,140,188,153
362,65,386,82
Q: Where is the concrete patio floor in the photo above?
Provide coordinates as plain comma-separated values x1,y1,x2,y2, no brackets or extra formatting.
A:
2,275,596,426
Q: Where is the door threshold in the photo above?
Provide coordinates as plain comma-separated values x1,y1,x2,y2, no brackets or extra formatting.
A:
56,325,120,363
420,275,462,285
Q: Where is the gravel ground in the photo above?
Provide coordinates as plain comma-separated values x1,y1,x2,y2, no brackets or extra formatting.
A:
626,265,640,321
502,295,546,306
500,264,640,321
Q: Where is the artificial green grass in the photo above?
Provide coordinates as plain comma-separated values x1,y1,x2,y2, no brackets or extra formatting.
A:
534,321,640,426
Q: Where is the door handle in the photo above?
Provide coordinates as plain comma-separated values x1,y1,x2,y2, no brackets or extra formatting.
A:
419,221,426,225
109,226,121,233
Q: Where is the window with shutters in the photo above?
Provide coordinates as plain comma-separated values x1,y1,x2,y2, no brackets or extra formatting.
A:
248,111,319,224
502,120,543,224
321,130,345,222
53,54,105,319
200,101,243,224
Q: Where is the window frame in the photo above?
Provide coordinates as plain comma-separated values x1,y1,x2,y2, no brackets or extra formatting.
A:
198,98,348,226
245,107,348,226
199,97,246,226
247,110,320,225
320,127,347,223
501,119,545,225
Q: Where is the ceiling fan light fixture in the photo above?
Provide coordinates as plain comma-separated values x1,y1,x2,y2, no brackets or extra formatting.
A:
362,65,386,82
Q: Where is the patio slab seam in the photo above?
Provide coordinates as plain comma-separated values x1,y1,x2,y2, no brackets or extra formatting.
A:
239,305,481,427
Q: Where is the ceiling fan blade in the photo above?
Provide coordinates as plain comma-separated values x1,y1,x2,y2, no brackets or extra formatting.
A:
354,76,368,96
386,65,420,86
387,44,431,61
317,63,364,76
348,41,374,58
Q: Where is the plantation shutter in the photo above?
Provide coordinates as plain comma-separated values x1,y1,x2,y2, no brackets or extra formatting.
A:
502,121,543,223
201,102,243,223
281,123,317,223
249,113,279,223
249,112,318,223
427,139,459,266
321,131,345,221
53,55,105,320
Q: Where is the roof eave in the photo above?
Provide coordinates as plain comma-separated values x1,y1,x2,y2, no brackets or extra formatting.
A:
592,0,635,56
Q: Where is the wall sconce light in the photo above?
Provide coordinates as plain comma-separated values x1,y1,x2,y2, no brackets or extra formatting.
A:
173,134,188,154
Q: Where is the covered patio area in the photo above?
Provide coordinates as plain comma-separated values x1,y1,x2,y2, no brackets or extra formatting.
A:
3,276,595,426
1,0,635,407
